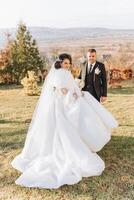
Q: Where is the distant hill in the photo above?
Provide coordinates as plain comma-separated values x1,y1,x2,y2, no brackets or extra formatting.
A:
0,27,134,48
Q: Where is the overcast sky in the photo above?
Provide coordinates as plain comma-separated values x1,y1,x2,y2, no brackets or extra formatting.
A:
0,0,134,29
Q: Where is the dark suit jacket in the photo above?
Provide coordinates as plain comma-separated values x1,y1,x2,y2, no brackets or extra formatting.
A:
78,61,107,98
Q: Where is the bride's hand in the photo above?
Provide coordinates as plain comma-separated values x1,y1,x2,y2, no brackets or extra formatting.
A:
73,92,78,100
53,86,56,91
81,91,84,97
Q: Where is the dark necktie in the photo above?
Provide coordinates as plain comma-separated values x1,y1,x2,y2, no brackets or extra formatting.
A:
88,64,93,73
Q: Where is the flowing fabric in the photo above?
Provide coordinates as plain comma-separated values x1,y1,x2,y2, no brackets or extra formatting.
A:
11,65,118,189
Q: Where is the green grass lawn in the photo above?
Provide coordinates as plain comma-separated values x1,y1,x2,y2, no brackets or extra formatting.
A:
0,82,134,200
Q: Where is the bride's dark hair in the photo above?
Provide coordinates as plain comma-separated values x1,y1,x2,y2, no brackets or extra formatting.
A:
54,53,72,69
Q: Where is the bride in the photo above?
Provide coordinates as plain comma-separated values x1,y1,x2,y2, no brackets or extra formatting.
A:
11,53,118,189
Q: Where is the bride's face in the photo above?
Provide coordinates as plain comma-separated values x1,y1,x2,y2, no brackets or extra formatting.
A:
61,59,71,70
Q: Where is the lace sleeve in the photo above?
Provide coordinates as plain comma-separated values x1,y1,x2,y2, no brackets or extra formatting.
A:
53,87,68,95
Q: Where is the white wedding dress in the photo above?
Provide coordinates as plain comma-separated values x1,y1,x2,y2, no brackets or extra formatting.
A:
11,65,118,189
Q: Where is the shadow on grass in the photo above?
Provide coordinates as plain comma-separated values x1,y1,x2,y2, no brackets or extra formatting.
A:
119,124,134,127
0,119,25,124
0,128,26,137
0,83,43,91
0,140,25,151
0,129,26,151
0,84,23,90
108,87,134,95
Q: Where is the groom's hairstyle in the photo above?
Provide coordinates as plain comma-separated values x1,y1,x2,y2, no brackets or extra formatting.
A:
88,49,96,53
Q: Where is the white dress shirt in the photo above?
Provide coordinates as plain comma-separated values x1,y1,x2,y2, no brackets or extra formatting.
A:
87,62,96,73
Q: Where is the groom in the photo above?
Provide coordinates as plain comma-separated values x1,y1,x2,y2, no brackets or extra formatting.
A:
78,49,107,102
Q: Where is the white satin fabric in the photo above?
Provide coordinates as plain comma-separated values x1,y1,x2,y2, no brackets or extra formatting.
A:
11,66,118,189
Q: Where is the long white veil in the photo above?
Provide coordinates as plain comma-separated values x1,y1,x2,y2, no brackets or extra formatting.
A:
27,64,55,133
20,63,57,158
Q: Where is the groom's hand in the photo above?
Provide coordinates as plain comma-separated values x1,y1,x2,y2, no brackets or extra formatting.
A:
100,96,107,102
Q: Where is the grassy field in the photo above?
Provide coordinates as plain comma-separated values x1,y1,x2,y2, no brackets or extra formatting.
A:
0,81,134,200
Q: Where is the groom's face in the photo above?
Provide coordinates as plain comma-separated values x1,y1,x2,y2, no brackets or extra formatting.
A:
87,52,97,64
